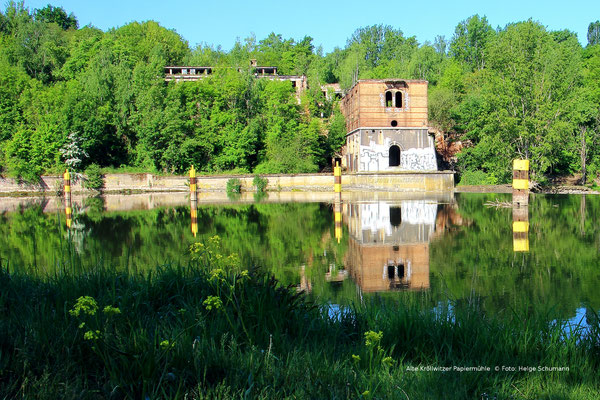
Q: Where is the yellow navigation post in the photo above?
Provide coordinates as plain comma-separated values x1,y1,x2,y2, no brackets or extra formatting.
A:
189,165,197,202
334,161,342,194
512,206,529,252
63,169,72,228
512,159,529,206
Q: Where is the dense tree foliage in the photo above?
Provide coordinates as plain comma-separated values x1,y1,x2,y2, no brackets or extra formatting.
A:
0,2,341,179
0,3,599,184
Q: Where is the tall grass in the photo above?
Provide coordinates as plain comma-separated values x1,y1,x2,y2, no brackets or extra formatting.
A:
0,239,598,399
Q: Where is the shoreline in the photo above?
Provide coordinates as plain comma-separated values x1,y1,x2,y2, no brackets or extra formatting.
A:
455,184,600,195
1,171,597,197
0,171,455,196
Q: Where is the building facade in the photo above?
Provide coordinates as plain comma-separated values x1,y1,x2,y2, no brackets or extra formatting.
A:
164,60,307,97
340,79,437,172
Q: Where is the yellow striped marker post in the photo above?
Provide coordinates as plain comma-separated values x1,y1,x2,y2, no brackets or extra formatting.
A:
512,205,529,252
334,161,342,194
190,165,197,202
63,169,72,228
512,159,529,206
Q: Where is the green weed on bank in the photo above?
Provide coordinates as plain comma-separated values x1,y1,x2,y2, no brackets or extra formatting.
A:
0,237,598,399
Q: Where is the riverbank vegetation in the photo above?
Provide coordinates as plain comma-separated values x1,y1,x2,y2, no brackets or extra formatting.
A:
1,3,600,184
1,235,599,399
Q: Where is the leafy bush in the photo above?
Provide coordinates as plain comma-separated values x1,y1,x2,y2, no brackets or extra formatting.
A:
83,164,104,190
226,178,242,195
458,170,493,186
253,175,268,192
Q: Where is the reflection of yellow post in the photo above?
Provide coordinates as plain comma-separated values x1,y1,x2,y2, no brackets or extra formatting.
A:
334,196,342,244
190,165,197,202
190,198,198,237
513,206,529,252
513,159,529,206
334,161,341,193
333,160,342,243
64,169,72,228
189,166,198,237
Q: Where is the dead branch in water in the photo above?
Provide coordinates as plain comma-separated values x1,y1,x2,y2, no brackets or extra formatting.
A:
484,199,513,208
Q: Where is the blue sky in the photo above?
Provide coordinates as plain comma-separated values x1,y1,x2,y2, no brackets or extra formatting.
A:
11,0,600,51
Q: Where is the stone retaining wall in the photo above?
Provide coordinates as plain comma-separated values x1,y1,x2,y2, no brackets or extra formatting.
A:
0,171,454,194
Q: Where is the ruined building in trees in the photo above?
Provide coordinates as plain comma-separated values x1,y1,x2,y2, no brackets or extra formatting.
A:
165,65,437,172
164,60,343,100
340,80,438,172
165,60,314,98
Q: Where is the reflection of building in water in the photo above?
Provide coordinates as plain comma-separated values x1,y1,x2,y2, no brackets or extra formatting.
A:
344,201,438,292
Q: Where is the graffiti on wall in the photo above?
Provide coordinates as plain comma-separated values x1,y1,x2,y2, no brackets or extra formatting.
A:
359,139,437,172
400,148,437,171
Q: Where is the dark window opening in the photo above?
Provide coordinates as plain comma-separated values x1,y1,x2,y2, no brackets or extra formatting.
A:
390,207,402,227
387,265,395,280
389,145,400,167
395,91,402,108
385,91,392,107
398,263,405,278
391,120,398,127
291,81,297,88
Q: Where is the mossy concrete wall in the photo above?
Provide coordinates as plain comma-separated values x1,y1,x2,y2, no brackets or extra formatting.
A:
0,171,454,195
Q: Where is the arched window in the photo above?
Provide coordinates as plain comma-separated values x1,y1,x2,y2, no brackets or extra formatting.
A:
390,207,402,227
398,263,405,278
395,91,402,108
389,145,400,167
387,264,395,280
385,91,392,107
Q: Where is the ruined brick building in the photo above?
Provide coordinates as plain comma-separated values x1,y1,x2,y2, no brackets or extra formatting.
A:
164,59,309,97
340,80,438,172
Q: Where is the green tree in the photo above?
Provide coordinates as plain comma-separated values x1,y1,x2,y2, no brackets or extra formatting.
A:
457,21,583,181
588,20,600,46
2,3,69,83
449,15,494,71
34,5,77,30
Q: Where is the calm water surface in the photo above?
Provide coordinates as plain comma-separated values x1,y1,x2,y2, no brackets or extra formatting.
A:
1,192,599,324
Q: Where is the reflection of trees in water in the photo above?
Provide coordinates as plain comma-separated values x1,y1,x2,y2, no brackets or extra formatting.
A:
67,203,90,255
430,193,600,320
4,195,598,323
0,202,346,287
